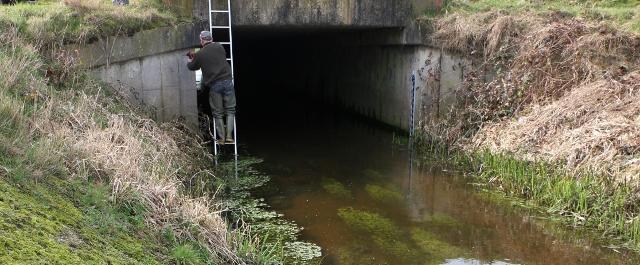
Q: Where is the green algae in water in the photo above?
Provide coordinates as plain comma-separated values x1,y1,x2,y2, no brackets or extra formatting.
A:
365,184,403,203
337,208,401,238
321,178,351,199
411,228,465,261
362,169,385,180
336,244,376,264
423,212,464,228
337,207,418,261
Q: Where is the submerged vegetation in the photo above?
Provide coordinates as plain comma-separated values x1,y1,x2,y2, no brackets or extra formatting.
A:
321,177,352,199
336,207,466,264
364,184,402,203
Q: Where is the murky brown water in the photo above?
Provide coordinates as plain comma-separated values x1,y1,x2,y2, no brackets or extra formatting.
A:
240,104,638,265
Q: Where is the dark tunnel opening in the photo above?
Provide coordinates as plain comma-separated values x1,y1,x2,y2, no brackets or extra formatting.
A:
196,26,412,141
199,27,415,153
234,28,361,126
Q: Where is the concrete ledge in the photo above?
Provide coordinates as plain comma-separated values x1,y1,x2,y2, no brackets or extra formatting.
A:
194,0,413,28
72,22,208,69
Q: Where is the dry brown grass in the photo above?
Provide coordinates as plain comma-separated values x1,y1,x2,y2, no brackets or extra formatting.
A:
427,11,640,181
0,7,247,264
471,71,640,181
33,87,244,263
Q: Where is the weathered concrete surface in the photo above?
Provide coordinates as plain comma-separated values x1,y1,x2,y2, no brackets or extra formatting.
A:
194,0,414,28
298,47,467,129
71,23,206,126
91,49,198,125
72,22,207,69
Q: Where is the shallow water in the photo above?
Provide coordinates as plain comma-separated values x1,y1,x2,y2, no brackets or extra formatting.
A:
239,104,638,265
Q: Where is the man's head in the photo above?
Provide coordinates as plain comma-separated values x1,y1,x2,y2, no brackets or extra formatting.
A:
199,31,213,46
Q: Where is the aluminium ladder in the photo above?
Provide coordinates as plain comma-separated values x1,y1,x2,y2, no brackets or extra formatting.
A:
208,0,237,157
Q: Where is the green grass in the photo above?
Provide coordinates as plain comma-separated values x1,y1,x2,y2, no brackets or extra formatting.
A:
441,0,640,32
468,151,640,246
0,159,167,264
0,0,179,46
416,136,640,251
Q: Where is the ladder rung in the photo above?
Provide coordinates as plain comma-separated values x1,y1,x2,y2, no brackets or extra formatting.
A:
210,26,230,29
214,141,236,145
211,10,229,13
218,42,231,45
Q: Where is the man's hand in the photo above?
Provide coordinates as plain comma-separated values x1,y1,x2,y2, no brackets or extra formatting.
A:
186,51,195,62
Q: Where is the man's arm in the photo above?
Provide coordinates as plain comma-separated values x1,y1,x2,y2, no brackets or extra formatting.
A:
187,51,200,71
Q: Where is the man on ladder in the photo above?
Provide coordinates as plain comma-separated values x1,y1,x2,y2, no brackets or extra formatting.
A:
187,31,236,145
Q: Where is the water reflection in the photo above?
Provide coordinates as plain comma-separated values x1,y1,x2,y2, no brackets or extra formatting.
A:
240,108,638,265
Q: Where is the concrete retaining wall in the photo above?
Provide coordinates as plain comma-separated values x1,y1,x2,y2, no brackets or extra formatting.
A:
194,0,413,27
300,46,467,130
74,0,461,130
70,23,207,126
90,49,198,125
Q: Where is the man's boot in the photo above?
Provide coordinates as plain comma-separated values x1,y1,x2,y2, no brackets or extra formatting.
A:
214,118,226,142
225,115,235,143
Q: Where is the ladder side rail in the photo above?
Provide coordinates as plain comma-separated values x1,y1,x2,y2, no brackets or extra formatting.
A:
227,0,235,78
228,0,237,156
233,117,238,156
208,0,213,33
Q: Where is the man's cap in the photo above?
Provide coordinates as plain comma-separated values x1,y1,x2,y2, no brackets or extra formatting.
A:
200,31,213,41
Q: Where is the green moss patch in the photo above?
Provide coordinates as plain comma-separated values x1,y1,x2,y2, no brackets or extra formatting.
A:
0,176,165,264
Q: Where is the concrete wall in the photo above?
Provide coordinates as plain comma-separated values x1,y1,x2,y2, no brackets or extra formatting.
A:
69,23,207,126
72,0,457,130
73,23,207,69
91,49,198,125
303,46,467,130
194,0,412,28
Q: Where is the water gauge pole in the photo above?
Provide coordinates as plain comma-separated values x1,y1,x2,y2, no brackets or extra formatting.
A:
410,71,417,141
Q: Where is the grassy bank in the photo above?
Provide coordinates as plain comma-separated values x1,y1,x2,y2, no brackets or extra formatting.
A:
414,134,640,251
1,1,320,264
417,0,640,252
441,0,640,33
